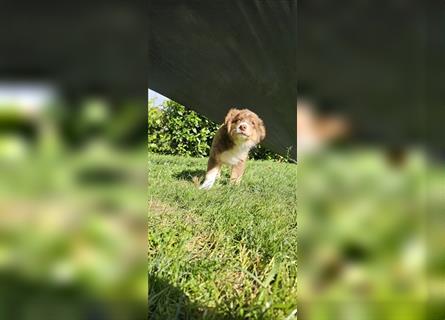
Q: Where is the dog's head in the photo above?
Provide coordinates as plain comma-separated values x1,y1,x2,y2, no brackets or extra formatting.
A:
224,108,266,144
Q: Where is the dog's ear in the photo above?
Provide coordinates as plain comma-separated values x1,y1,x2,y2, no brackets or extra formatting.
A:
225,108,240,132
257,118,266,142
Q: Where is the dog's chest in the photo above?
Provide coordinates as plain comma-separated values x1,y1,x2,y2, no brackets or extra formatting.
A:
219,145,250,165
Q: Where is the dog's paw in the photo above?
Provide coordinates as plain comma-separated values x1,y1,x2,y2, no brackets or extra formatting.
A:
199,179,214,190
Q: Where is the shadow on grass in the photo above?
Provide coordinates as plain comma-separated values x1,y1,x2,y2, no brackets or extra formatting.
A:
173,169,206,182
149,276,244,320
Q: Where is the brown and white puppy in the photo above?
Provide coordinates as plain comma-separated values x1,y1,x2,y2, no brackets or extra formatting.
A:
200,108,266,190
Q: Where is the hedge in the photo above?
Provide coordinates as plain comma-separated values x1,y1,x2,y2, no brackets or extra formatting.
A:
148,99,285,161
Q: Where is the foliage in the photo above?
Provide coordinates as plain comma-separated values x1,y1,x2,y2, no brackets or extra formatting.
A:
250,144,293,162
148,99,219,158
148,99,286,161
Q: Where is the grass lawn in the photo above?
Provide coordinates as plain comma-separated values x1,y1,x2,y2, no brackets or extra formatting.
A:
148,153,297,319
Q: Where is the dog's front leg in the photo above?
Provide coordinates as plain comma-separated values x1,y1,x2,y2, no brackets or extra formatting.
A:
230,159,246,185
200,158,221,190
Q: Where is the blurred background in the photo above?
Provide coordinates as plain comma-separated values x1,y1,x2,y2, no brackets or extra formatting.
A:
0,1,147,319
298,1,445,319
0,88,147,320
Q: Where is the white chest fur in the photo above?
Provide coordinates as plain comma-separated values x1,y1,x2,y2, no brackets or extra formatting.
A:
218,143,252,165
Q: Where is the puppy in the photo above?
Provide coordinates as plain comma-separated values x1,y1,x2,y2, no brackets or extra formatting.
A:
199,108,266,189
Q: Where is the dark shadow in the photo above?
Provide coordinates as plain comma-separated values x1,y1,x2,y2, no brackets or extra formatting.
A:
219,177,230,186
76,166,128,185
172,169,206,182
0,272,146,320
149,275,244,320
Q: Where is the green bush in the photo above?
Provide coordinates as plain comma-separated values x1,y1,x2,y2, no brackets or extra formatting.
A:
148,100,219,158
148,99,285,161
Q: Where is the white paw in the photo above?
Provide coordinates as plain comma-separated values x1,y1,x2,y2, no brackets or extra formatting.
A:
199,179,215,190
199,169,218,190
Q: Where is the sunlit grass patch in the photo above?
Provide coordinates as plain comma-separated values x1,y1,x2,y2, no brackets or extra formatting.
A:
148,153,297,319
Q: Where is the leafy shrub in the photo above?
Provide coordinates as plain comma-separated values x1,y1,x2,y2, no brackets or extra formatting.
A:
148,100,219,158
148,99,286,161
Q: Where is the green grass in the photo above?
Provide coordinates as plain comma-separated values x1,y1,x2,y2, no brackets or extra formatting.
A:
148,153,297,319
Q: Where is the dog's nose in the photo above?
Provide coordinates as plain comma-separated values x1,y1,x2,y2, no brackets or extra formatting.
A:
239,124,247,131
